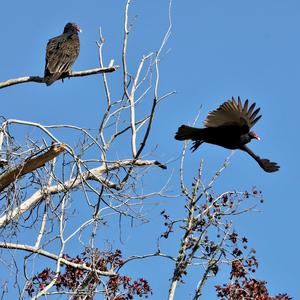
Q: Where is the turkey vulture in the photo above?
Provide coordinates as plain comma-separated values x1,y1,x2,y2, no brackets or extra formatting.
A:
175,97,279,173
44,22,81,86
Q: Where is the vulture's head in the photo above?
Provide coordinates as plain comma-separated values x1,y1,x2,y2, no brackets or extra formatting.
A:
64,22,82,34
249,131,260,141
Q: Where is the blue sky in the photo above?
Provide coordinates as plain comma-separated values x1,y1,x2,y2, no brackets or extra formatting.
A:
0,0,299,299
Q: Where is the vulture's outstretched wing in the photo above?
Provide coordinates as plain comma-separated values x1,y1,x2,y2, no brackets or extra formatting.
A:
204,96,261,131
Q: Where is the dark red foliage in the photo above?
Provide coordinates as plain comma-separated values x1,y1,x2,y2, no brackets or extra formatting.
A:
229,232,238,244
215,256,292,300
25,248,152,299
107,275,152,299
160,210,175,239
215,279,292,300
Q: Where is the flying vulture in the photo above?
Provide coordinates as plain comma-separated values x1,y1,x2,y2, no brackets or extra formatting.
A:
44,22,81,86
175,97,279,173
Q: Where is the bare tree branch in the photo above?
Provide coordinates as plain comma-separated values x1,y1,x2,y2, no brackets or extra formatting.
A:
0,66,119,89
0,159,166,228
0,242,115,277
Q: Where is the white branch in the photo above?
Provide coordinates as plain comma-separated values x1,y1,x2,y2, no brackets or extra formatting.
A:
0,242,115,277
0,159,166,228
0,66,119,89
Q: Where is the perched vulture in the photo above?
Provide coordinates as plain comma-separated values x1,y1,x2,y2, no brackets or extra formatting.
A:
44,22,81,86
175,97,279,173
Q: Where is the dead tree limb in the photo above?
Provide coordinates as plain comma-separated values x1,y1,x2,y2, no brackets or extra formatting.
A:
0,66,119,89
0,143,66,191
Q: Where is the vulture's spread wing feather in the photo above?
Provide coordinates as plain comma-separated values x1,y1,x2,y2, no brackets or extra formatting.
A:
204,96,261,130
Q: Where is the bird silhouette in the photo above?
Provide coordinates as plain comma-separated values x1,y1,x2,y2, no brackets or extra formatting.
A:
175,97,279,172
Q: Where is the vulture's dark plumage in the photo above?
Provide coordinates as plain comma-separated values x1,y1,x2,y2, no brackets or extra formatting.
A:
44,22,81,86
175,97,279,173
